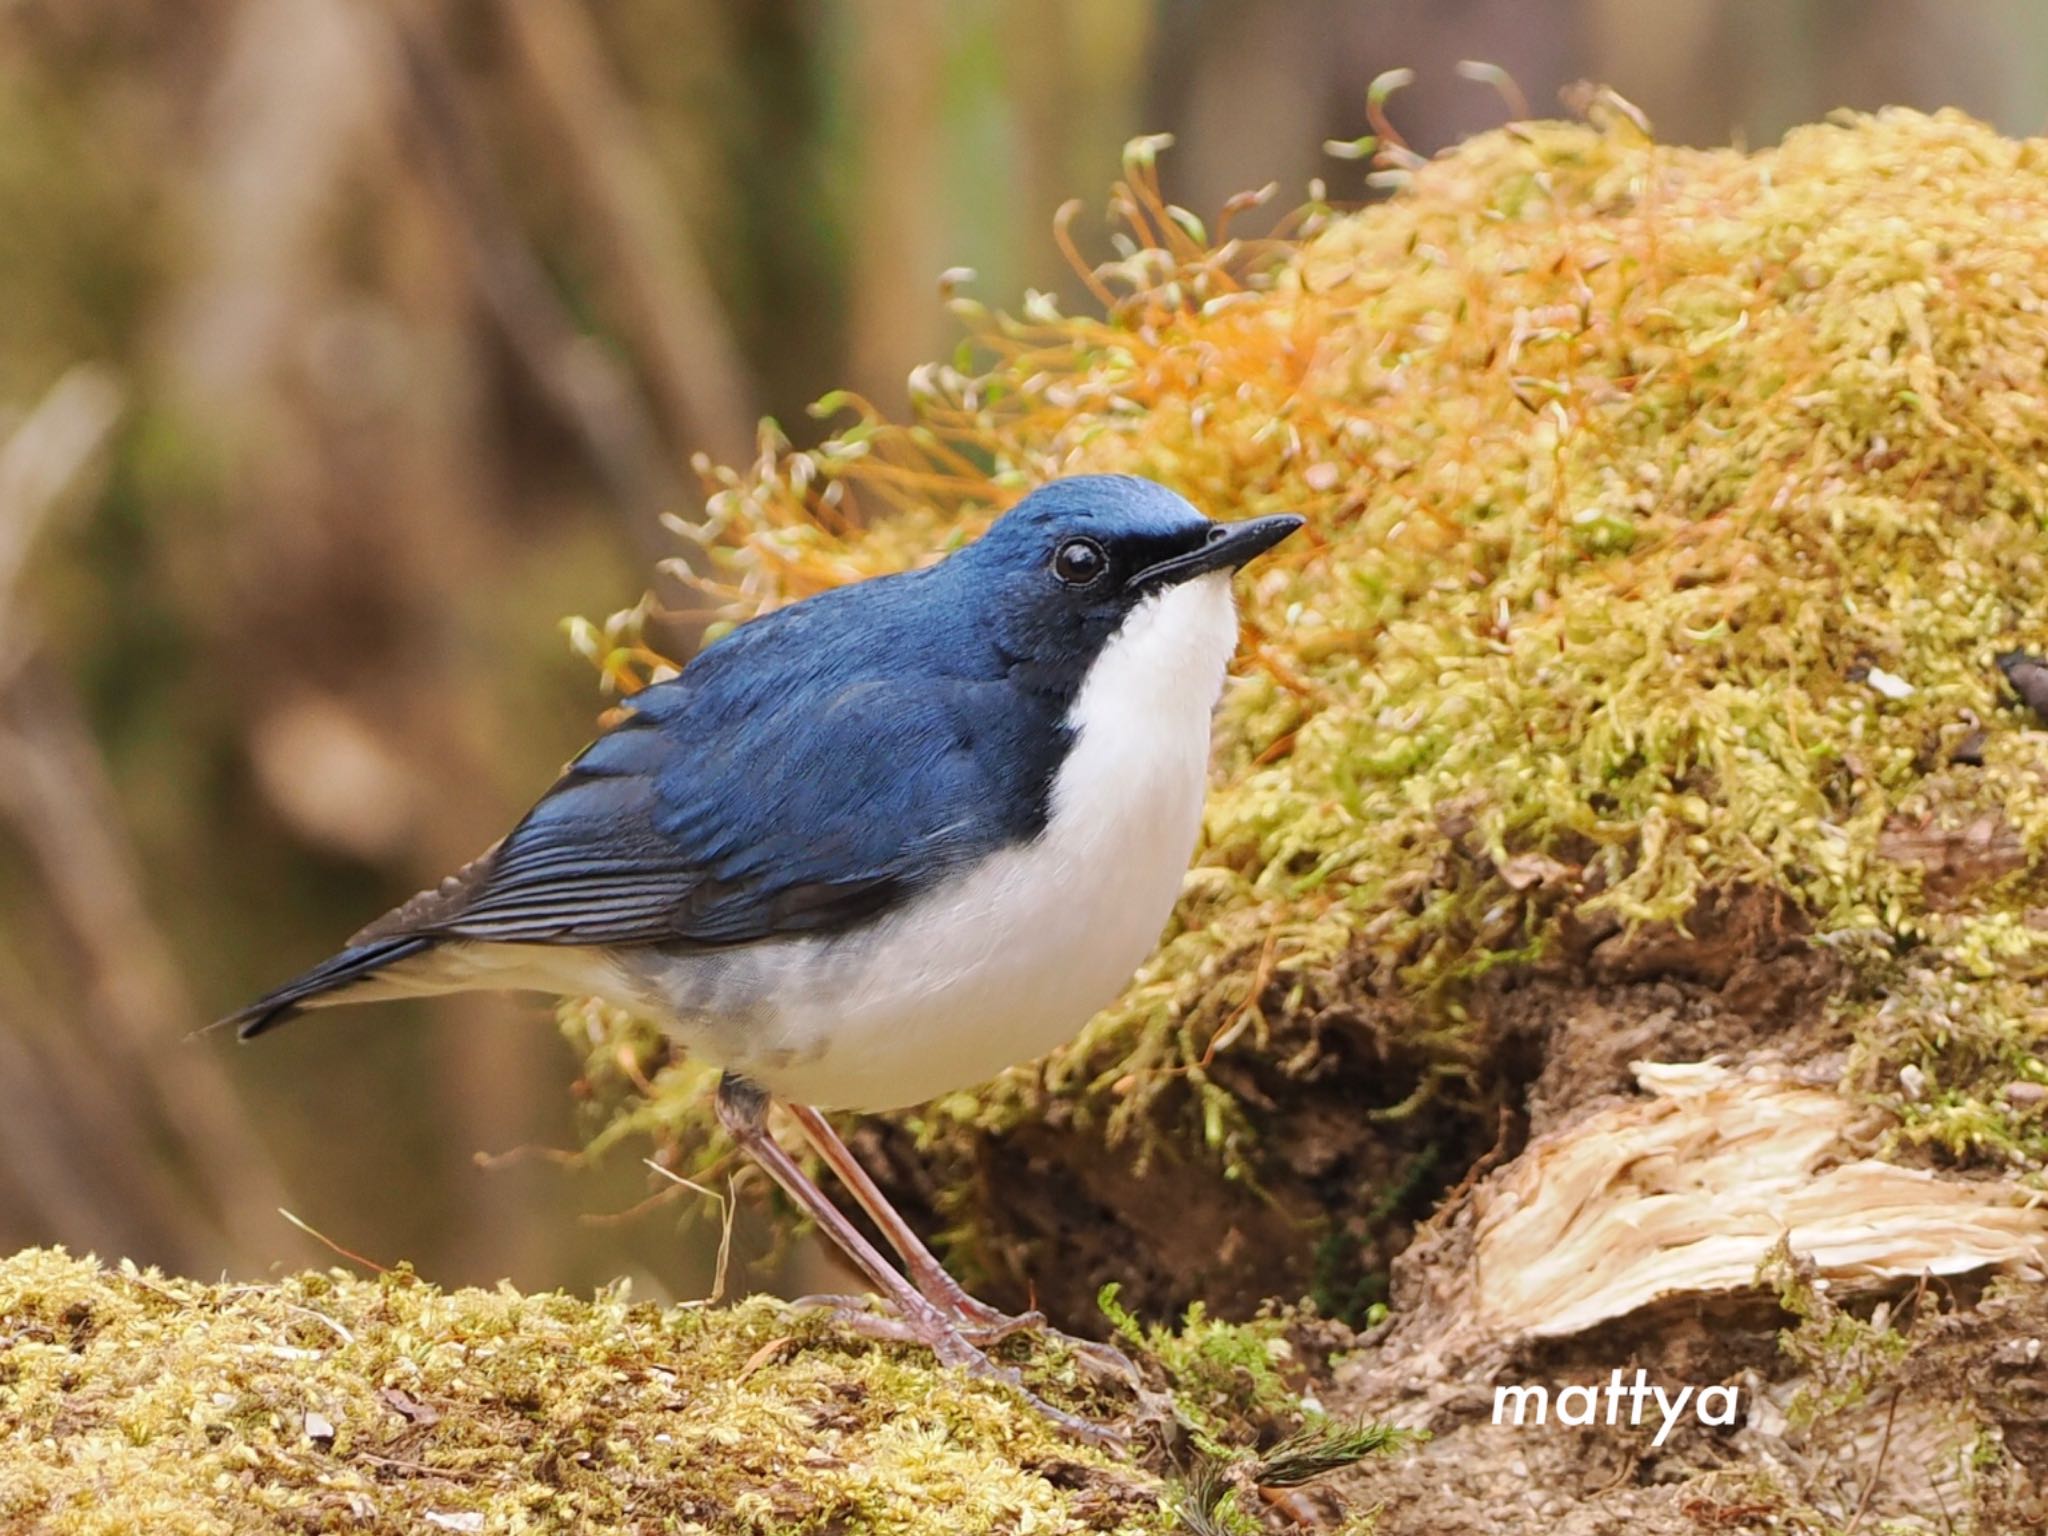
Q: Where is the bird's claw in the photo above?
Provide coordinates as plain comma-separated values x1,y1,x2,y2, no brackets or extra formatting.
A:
786,1290,1140,1449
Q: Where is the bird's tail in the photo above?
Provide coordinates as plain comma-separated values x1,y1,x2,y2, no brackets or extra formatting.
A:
225,936,437,1039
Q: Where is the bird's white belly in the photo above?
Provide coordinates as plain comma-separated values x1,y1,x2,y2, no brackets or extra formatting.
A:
643,570,1241,1111
753,757,1207,1110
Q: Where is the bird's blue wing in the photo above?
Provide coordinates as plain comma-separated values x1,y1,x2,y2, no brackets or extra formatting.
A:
353,636,1053,950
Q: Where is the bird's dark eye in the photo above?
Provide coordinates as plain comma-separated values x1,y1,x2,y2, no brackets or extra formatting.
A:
1052,537,1107,587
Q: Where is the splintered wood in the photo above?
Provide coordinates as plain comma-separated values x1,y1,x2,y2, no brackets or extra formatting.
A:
1471,1062,2048,1341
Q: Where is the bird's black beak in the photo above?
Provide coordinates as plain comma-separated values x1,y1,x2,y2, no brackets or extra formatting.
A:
1129,514,1305,592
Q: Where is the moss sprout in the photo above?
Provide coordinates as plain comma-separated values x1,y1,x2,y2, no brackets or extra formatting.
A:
1096,1285,1299,1445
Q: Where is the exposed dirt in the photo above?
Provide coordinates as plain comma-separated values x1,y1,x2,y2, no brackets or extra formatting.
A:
851,1105,1314,1335
1511,886,1845,1138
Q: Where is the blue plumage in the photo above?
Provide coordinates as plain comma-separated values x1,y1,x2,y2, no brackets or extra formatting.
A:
227,474,1297,1038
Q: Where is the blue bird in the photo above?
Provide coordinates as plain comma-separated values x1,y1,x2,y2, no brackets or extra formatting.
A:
228,473,1301,1443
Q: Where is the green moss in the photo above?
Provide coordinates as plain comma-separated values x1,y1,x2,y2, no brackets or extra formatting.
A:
1842,915,2048,1168
0,1248,1160,1534
1752,1243,2016,1531
1766,1242,1915,1430
1,1250,1400,1533
1096,1286,1296,1446
570,107,2048,1279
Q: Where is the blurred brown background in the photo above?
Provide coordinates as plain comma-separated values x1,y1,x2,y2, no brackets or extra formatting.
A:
3,0,2046,1301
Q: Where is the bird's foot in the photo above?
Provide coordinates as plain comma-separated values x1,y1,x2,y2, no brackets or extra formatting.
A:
952,1301,1144,1389
791,1292,1040,1348
790,1292,1128,1451
899,1288,1172,1439
789,1292,921,1343
925,1286,1145,1387
797,1288,1142,1387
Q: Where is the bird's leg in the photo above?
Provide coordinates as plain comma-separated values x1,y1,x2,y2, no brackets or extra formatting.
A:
785,1100,1142,1386
712,1073,1123,1449
783,1103,1022,1329
714,1075,945,1338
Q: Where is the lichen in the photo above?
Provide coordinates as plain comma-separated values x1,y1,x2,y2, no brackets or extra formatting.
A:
566,107,2048,1293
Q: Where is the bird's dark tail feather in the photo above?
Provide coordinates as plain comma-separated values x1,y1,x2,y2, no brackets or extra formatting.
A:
227,936,435,1040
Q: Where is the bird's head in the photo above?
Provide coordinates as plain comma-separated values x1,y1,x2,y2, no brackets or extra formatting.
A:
951,474,1302,699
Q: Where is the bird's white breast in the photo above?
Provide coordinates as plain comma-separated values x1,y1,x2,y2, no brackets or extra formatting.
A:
690,570,1242,1110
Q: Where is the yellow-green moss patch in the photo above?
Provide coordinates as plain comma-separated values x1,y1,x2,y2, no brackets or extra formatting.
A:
0,1248,1168,1535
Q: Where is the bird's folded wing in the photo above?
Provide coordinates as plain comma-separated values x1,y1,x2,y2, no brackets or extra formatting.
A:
352,666,1035,950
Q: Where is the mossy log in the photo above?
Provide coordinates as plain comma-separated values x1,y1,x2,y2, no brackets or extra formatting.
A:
554,104,2048,1529
578,105,2048,1312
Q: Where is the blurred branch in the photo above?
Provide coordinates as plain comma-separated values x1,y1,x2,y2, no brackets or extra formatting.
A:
0,995,177,1260
846,0,948,406
495,0,761,470
0,366,295,1268
0,664,295,1265
0,965,199,1263
0,365,122,650
373,1,713,578
161,0,383,430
